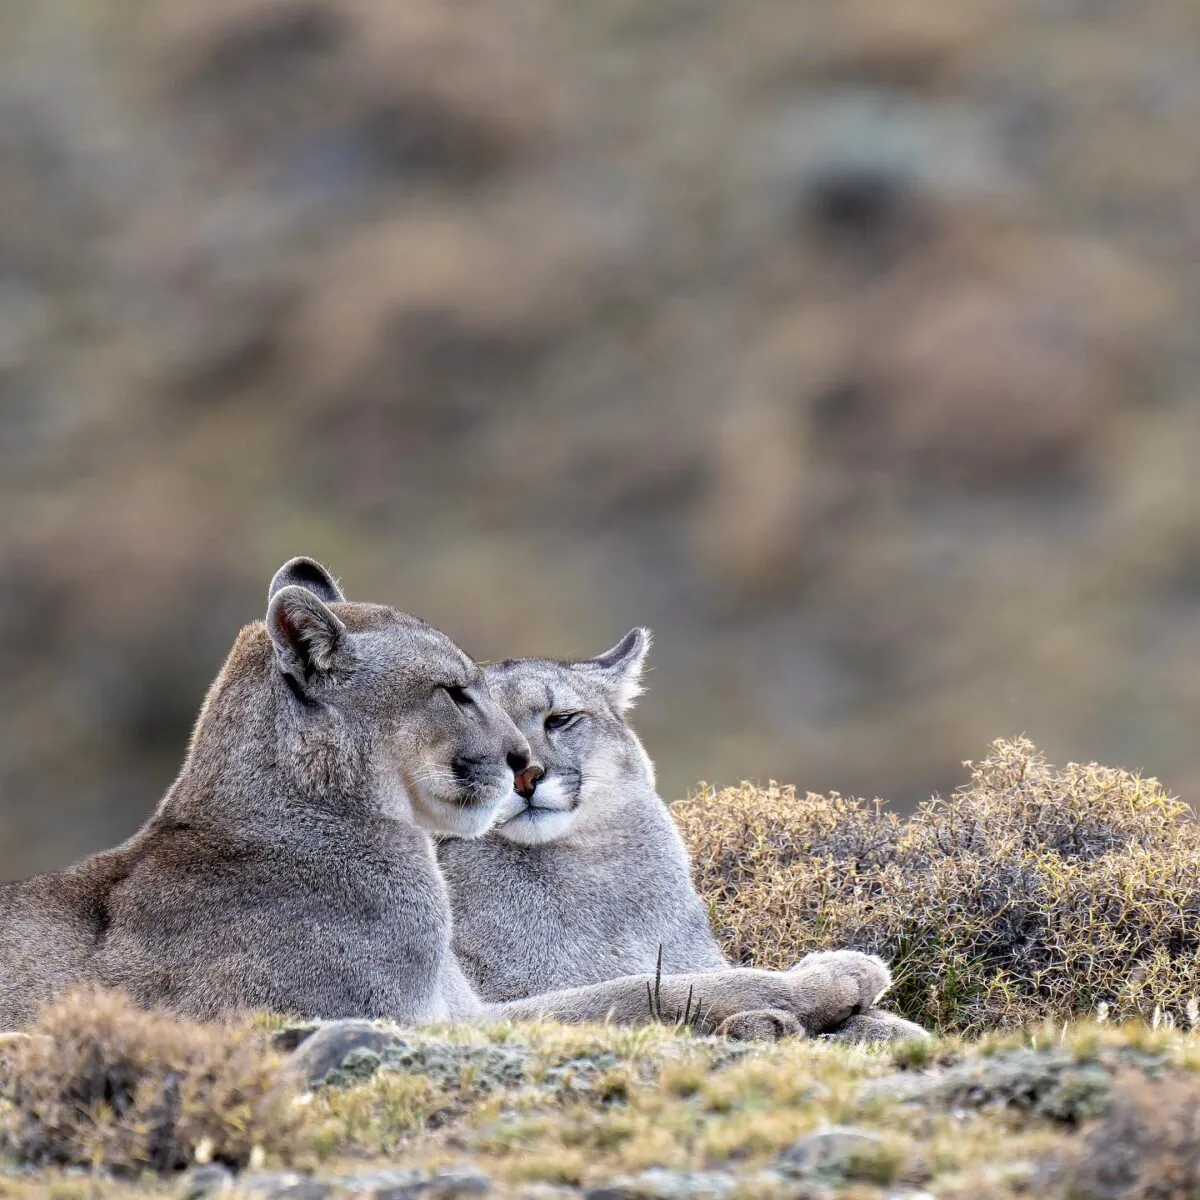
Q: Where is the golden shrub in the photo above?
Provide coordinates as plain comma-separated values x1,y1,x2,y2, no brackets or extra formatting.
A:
676,738,1200,1034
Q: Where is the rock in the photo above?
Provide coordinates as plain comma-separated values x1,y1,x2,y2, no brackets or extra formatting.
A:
767,91,1005,238
289,1021,401,1087
584,1169,736,1200
286,1020,533,1093
181,1164,234,1198
778,1126,885,1178
420,1169,491,1198
234,1174,335,1200
336,1168,491,1199
271,1023,322,1053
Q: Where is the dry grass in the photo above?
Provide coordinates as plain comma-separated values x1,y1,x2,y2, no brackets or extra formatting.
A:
677,738,1200,1035
302,1019,1200,1197
7,1003,1200,1197
0,990,305,1174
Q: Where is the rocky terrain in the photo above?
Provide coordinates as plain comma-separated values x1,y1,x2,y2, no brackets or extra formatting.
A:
5,0,1200,876
1,742,1200,1198
3,995,1199,1200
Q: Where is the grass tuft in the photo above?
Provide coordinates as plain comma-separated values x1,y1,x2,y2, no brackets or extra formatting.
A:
0,990,305,1174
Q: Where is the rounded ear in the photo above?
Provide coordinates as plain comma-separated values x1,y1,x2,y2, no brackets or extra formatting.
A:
267,585,347,687
267,557,345,605
579,627,652,713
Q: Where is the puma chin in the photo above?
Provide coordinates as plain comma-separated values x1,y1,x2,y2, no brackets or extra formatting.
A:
409,759,521,839
490,774,581,845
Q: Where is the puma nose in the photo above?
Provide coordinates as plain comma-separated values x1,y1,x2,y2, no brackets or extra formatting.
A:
507,748,531,777
514,763,544,801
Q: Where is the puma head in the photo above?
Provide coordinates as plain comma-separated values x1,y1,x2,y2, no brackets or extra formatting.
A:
228,557,533,837
481,629,653,846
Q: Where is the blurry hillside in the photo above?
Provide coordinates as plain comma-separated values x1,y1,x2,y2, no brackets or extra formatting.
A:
3,0,1200,877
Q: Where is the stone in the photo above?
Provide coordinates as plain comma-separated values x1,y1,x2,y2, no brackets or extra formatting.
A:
234,1173,335,1199
778,1126,885,1178
860,1047,1114,1123
180,1164,235,1198
584,1169,736,1200
286,1021,532,1093
289,1021,400,1088
271,1023,322,1053
337,1168,491,1199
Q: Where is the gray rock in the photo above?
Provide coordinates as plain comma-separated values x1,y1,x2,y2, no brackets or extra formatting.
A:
234,1173,334,1200
290,1021,402,1087
584,1169,736,1200
778,1126,885,1178
420,1169,491,1198
180,1164,234,1198
336,1168,491,1199
272,1022,322,1053
860,1047,1114,1123
766,90,1008,225
287,1020,532,1093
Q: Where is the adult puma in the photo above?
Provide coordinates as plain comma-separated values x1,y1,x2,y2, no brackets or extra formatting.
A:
0,562,890,1038
438,632,926,1041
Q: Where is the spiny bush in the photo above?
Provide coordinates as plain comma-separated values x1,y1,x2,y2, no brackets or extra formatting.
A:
0,990,305,1173
676,738,1200,1035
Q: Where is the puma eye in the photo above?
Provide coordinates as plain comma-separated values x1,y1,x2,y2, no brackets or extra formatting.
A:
443,684,472,708
545,711,582,732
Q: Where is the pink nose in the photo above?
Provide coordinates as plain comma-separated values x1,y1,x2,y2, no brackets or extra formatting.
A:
514,764,544,800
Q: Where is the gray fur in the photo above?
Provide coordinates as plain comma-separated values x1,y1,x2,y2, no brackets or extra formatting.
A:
439,631,726,999
0,572,893,1039
439,636,914,1039
0,560,527,1027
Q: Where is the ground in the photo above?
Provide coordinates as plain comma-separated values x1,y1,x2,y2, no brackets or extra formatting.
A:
4,1006,1200,1199
3,741,1200,1198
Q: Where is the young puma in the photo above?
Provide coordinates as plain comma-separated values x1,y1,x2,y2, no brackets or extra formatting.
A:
0,562,891,1038
438,632,926,1042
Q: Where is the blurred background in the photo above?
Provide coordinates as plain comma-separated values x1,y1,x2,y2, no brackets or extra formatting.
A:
4,0,1200,878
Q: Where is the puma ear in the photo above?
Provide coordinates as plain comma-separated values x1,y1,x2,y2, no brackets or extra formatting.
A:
267,585,346,687
581,627,652,713
267,557,345,605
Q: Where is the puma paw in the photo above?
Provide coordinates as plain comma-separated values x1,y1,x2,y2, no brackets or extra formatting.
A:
791,950,891,1011
716,1008,804,1042
787,951,892,1033
822,1008,931,1045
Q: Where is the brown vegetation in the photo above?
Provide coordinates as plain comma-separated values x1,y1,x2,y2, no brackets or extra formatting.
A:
0,991,303,1173
1067,1070,1200,1200
678,738,1200,1034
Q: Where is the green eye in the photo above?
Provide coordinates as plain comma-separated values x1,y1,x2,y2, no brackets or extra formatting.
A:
545,711,581,732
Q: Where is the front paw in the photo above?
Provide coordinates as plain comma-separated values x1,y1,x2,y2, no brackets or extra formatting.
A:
788,951,892,1033
792,950,891,1012
716,1008,804,1042
822,1008,931,1045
